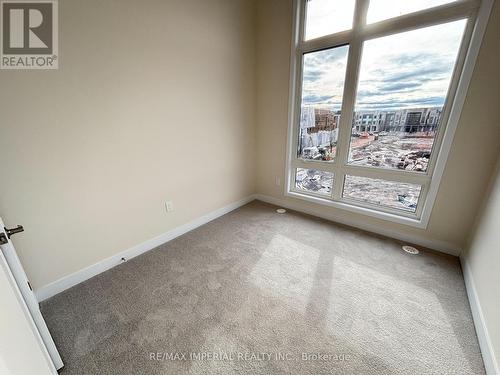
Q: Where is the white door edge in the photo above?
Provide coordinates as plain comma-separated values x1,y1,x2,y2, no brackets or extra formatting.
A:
0,248,59,374
0,218,63,370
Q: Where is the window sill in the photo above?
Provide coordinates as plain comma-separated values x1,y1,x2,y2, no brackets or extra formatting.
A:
285,190,429,229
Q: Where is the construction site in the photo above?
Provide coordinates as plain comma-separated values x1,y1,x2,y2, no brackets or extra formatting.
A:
295,168,421,212
349,132,435,172
295,107,437,211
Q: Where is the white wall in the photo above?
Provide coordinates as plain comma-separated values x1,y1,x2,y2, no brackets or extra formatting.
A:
1,0,499,295
255,0,500,255
0,0,256,289
462,158,500,374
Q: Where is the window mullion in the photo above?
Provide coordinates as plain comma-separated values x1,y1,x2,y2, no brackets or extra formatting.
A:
292,159,336,174
299,30,353,54
362,0,478,41
343,165,431,185
287,0,491,227
332,0,368,201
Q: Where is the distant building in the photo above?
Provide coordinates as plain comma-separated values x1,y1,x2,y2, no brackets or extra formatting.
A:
353,111,387,133
390,107,442,133
299,107,340,152
306,108,340,133
300,106,442,151
352,107,442,133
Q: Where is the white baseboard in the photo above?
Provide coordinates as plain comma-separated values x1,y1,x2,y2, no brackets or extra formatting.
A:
35,195,256,302
35,192,495,374
254,194,461,256
36,192,461,302
461,257,499,375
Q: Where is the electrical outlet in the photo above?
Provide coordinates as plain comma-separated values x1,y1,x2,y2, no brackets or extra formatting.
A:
275,177,281,187
165,201,174,212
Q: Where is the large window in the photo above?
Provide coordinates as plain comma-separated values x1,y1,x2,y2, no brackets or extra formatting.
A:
287,0,489,226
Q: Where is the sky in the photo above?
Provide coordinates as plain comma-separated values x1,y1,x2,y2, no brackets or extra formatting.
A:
302,0,466,112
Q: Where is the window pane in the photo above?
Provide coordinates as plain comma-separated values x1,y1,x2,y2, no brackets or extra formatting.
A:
367,0,457,24
295,168,333,196
343,175,422,212
299,45,349,162
348,20,466,172
305,0,356,40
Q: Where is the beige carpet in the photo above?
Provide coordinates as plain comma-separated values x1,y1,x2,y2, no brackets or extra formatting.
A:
41,200,485,374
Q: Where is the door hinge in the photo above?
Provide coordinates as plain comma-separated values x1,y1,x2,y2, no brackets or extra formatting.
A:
27,281,33,291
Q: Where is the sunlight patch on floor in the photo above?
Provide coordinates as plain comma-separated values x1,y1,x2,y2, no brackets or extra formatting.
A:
326,256,473,373
248,234,320,312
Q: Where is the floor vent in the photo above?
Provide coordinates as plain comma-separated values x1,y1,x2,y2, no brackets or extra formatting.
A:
402,245,419,255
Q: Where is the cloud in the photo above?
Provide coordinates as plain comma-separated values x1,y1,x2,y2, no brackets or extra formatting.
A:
374,66,450,84
302,94,334,104
303,69,324,82
300,20,465,112
356,81,423,99
305,46,349,65
356,96,445,110
382,82,422,91
354,61,451,110
301,46,349,109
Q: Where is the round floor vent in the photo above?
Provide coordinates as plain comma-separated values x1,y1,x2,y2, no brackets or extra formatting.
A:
402,245,419,255
276,208,287,214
